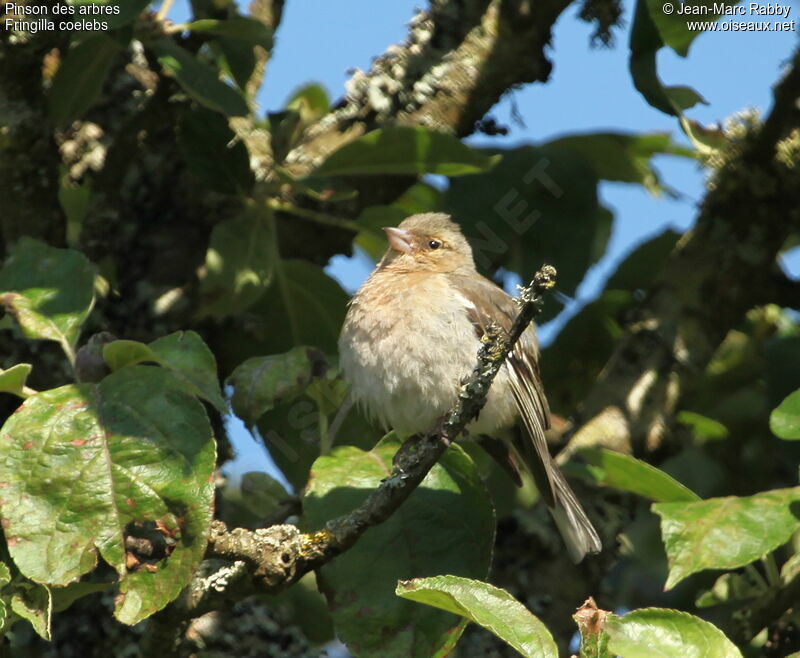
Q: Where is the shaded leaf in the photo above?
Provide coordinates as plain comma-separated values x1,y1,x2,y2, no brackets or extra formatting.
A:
605,608,741,657
645,0,741,57
48,34,119,124
397,575,557,658
0,364,32,398
446,144,603,303
695,571,768,608
256,260,348,355
547,132,693,194
177,107,254,195
199,209,275,318
770,389,800,440
152,39,249,117
51,581,112,612
582,448,700,502
239,472,289,518
184,18,272,47
313,126,500,178
653,488,800,589
305,436,494,657
0,238,95,356
0,367,216,625
227,346,326,427
213,36,257,90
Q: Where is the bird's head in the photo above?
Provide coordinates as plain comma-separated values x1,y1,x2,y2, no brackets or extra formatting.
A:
379,213,475,274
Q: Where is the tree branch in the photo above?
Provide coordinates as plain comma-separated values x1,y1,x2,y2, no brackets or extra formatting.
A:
155,264,557,629
279,0,572,177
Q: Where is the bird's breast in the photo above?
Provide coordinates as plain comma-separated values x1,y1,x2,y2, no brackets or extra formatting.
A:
338,272,516,435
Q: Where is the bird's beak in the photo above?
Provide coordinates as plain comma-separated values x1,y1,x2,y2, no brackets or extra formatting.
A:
383,227,414,254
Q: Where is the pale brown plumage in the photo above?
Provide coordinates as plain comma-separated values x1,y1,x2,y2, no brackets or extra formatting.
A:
338,212,601,562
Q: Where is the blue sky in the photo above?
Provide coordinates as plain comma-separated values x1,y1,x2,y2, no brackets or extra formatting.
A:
168,1,799,480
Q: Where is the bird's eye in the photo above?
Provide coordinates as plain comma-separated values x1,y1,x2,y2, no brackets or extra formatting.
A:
427,239,442,250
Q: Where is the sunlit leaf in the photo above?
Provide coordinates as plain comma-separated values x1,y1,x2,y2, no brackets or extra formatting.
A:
0,364,32,398
654,487,800,589
582,448,700,502
605,608,742,657
397,575,557,658
0,367,216,625
770,389,800,440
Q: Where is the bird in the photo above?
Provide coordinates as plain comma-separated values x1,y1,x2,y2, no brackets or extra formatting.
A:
338,212,601,562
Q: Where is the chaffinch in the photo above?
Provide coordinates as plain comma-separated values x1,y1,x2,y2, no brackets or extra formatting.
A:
338,212,601,562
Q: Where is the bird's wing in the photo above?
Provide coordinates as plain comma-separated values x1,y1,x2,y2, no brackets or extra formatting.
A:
448,273,555,501
450,273,602,562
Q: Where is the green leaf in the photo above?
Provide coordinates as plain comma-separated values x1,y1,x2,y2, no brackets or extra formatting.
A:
396,575,557,658
677,411,729,442
151,39,249,117
239,472,289,518
313,126,501,178
694,571,768,608
48,34,119,124
0,238,96,357
10,583,52,641
645,0,742,57
605,608,742,657
227,346,327,427
177,107,254,195
184,18,273,47
285,83,330,123
256,260,348,355
51,581,112,612
103,340,160,371
581,448,700,502
546,132,693,194
0,367,216,625
304,437,495,657
0,364,32,398
653,487,800,589
770,389,800,439
103,332,226,412
213,36,257,90
199,210,275,318
148,331,227,413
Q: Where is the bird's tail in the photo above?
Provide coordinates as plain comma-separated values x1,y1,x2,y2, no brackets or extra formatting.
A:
544,456,602,563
